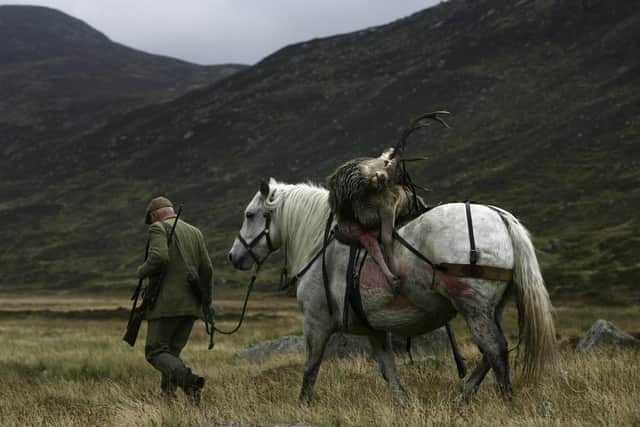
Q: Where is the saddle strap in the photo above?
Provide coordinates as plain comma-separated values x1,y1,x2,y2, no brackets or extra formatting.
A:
465,201,478,265
392,227,513,282
322,213,335,316
438,263,513,282
342,247,375,332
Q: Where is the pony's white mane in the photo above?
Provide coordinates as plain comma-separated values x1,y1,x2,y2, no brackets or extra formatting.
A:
264,178,330,278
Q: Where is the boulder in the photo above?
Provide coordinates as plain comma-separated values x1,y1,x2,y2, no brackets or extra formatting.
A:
234,327,451,362
576,319,640,352
234,335,305,362
391,327,451,356
324,333,371,358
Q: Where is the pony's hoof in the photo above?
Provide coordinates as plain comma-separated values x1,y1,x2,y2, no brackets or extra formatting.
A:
393,388,412,406
299,393,313,406
459,385,478,405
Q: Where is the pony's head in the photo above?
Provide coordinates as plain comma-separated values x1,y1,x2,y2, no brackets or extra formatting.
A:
228,178,331,276
227,179,283,270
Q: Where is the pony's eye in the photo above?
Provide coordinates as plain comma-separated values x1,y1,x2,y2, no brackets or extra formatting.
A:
245,212,255,219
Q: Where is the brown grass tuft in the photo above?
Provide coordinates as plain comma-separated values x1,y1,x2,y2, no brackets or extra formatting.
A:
0,294,638,426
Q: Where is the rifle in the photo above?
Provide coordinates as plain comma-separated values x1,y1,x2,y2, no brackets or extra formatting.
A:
187,271,215,350
123,206,182,347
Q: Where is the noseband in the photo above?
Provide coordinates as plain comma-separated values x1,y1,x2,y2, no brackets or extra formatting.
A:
236,211,275,267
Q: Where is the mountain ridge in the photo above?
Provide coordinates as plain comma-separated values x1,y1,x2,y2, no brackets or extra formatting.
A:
0,5,246,180
0,5,111,64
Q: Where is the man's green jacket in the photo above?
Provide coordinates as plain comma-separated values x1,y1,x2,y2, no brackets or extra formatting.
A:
136,215,213,320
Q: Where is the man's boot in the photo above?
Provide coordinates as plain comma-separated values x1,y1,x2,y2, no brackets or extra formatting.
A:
177,368,205,404
160,373,178,400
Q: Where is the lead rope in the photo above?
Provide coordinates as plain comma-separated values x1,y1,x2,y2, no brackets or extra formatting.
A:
213,264,260,335
203,305,215,349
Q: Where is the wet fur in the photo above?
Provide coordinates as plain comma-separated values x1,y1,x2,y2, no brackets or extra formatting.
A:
327,155,411,284
327,157,410,228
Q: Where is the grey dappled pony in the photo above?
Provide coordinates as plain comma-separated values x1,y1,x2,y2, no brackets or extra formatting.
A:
228,179,557,403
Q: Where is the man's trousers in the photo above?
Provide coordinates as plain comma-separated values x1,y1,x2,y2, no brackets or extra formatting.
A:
145,316,196,395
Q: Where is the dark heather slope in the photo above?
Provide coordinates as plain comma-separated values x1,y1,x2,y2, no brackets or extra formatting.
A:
0,5,245,177
2,0,639,303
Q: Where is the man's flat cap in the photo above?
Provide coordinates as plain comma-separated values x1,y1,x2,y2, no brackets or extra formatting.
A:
145,196,173,224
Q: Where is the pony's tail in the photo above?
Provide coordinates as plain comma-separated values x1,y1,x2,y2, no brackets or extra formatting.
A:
497,209,558,381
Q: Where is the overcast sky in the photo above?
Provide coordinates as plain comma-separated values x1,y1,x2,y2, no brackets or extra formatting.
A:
1,0,440,64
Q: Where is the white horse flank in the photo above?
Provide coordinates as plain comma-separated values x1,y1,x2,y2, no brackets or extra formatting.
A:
228,179,557,403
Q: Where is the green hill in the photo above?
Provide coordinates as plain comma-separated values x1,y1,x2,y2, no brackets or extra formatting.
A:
0,5,245,178
1,0,638,304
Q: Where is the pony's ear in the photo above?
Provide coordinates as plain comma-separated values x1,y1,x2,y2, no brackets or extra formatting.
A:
259,179,270,198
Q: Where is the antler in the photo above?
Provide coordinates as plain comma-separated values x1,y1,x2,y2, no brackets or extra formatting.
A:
392,111,450,158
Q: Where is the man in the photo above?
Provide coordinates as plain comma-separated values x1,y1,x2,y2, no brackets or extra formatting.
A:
136,196,213,402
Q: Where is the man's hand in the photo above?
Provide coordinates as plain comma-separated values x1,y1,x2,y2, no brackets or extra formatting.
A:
136,265,145,279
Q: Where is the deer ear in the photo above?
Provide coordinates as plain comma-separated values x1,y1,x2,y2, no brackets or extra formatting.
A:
380,147,396,160
259,179,270,198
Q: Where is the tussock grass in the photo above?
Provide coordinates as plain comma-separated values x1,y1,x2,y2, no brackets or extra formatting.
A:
1,294,639,426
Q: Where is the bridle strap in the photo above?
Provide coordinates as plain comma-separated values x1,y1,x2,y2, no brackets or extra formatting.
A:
217,213,273,337
236,212,276,267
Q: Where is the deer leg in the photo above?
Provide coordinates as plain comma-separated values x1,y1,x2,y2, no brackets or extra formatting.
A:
379,204,401,293
355,231,398,288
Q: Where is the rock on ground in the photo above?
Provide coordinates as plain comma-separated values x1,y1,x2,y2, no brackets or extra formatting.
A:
391,327,451,356
234,328,452,362
234,335,305,362
576,319,640,352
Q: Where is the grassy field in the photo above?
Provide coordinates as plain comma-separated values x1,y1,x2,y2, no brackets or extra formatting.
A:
0,290,639,426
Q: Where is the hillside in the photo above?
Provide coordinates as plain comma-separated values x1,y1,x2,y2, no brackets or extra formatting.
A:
0,5,245,178
2,0,639,303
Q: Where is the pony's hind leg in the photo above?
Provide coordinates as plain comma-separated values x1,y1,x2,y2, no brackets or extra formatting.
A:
463,309,512,400
462,354,490,402
369,331,410,403
299,320,332,404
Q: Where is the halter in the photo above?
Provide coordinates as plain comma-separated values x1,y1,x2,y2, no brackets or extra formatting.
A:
236,211,276,267
214,211,275,338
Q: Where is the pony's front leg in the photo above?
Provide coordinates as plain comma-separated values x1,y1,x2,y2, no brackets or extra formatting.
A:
299,316,332,404
369,331,410,404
